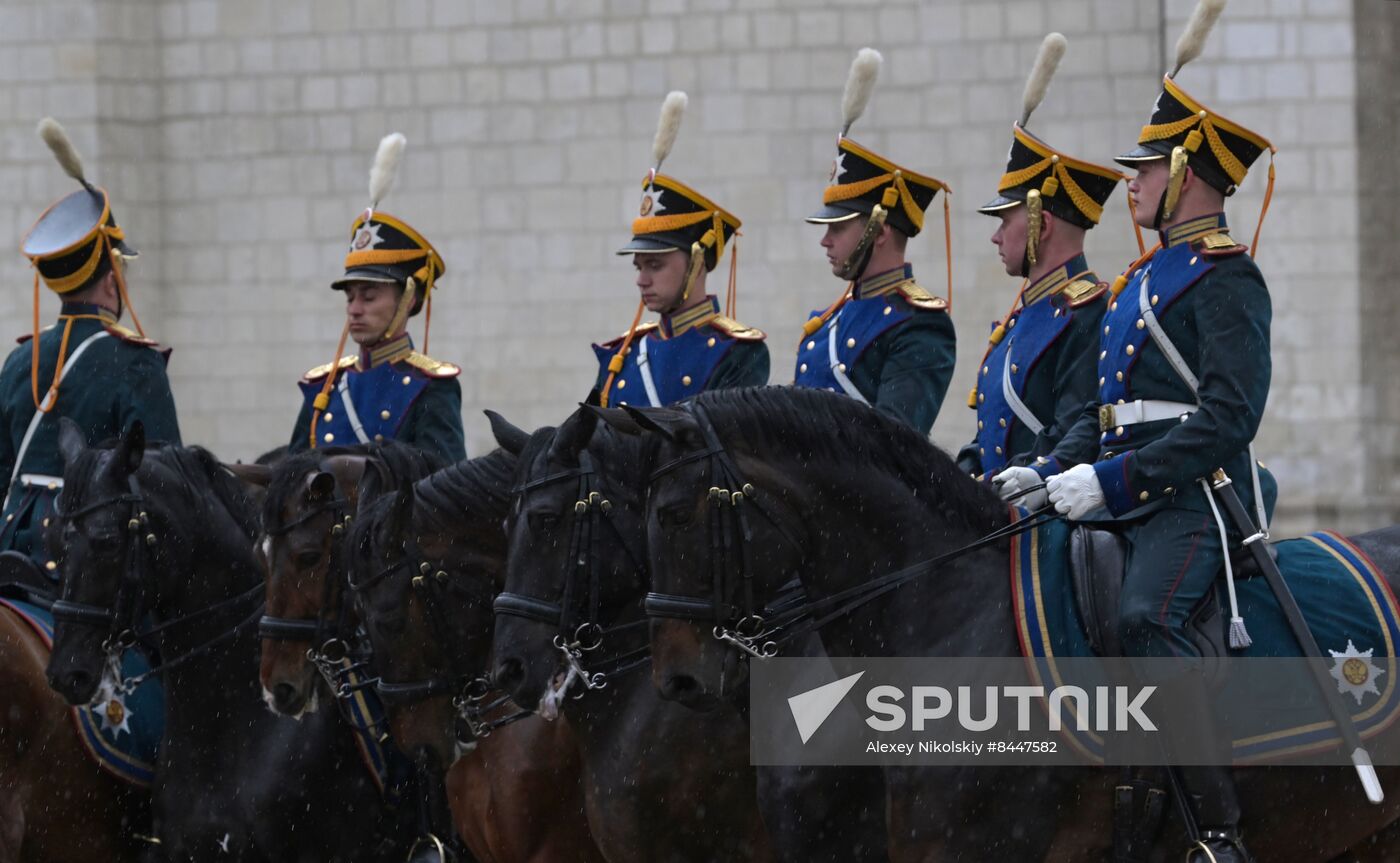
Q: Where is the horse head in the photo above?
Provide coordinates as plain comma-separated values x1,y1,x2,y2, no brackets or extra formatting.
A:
592,394,812,710
490,407,649,717
253,449,373,717
350,448,514,771
47,418,256,705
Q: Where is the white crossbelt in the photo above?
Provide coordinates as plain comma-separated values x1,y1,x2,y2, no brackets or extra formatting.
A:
636,335,663,407
3,330,110,511
1001,339,1045,434
336,373,371,444
828,312,870,405
18,473,63,489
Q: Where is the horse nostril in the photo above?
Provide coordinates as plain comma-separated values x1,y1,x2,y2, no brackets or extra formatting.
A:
660,673,699,702
494,657,525,693
59,668,94,699
272,682,300,711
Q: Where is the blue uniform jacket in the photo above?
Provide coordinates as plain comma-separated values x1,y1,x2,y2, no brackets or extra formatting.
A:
290,333,466,464
593,296,769,407
793,265,956,437
956,255,1108,478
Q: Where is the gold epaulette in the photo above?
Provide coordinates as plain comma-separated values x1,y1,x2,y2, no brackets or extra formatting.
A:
896,281,949,312
708,315,766,341
1197,232,1248,257
102,323,160,348
302,355,358,382
1062,278,1108,308
598,321,659,348
401,351,461,378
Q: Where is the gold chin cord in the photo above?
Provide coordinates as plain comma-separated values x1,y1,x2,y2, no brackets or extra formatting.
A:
1161,145,1189,223
834,203,890,282
1024,189,1042,269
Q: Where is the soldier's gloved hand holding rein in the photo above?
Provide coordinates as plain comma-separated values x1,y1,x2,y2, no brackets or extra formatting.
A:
1046,464,1105,520
991,466,1047,510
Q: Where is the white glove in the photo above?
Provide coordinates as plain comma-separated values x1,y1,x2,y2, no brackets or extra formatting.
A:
991,466,1047,509
1046,464,1106,521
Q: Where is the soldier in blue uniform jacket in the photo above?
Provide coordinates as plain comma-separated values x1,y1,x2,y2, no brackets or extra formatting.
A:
595,93,768,408
956,105,1127,479
0,118,180,576
1015,52,1280,863
289,135,465,466
794,54,956,437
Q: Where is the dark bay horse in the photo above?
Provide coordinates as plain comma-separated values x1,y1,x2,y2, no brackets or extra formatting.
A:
0,601,148,862
45,419,400,861
351,446,606,863
597,386,1400,861
487,408,774,863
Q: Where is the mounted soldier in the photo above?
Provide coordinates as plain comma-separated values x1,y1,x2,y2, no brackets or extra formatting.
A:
794,48,957,437
1007,2,1280,859
595,91,769,408
958,33,1131,481
0,118,180,578
289,133,466,465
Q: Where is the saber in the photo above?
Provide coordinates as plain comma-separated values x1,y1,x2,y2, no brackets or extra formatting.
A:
1210,469,1384,804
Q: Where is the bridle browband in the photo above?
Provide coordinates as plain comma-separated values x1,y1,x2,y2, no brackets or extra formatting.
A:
642,401,1055,658
493,448,653,697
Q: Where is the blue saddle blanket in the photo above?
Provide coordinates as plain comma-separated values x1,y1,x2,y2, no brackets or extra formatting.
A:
1009,521,1400,763
1,597,163,787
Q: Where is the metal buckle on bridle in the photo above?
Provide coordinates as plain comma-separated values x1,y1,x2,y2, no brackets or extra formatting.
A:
712,615,778,659
551,632,608,695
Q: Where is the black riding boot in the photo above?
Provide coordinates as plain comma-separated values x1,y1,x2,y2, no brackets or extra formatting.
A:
1158,674,1253,863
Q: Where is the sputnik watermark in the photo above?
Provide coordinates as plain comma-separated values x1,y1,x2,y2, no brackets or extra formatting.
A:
863,684,1157,733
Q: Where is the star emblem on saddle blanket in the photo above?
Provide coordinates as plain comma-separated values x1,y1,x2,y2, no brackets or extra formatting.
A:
92,678,133,738
1329,640,1385,706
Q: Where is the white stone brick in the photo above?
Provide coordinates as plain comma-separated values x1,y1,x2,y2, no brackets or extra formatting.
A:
547,63,592,100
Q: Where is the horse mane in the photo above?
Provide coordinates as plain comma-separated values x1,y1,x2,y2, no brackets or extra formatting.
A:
261,441,441,530
62,442,259,539
415,447,517,532
692,387,1008,534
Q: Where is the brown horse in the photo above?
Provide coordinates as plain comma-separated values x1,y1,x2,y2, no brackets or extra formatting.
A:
0,602,146,862
351,448,606,863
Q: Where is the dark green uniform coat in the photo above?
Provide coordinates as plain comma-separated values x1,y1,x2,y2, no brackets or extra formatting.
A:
1033,215,1277,665
0,302,181,567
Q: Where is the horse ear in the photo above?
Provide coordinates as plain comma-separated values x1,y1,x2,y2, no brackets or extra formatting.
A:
620,405,696,444
225,462,273,487
485,410,530,455
57,417,87,465
586,405,644,437
550,407,598,462
387,480,415,540
308,471,337,500
114,420,146,476
357,459,388,508
583,387,602,407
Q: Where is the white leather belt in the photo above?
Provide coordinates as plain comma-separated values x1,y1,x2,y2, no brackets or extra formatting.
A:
1098,400,1196,432
18,473,63,490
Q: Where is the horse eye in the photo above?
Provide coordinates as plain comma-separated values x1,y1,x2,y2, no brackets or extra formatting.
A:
296,550,322,569
660,506,693,528
528,511,559,531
